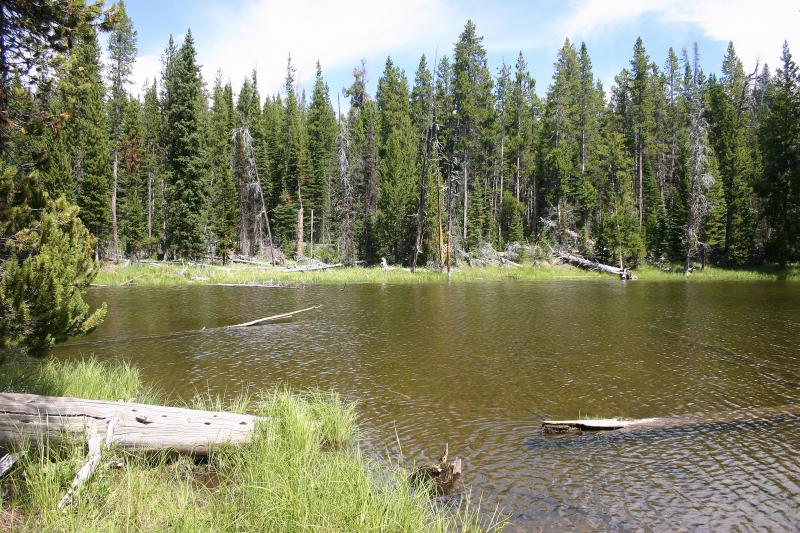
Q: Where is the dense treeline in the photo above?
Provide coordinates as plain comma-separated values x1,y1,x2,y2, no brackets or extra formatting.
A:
7,7,800,269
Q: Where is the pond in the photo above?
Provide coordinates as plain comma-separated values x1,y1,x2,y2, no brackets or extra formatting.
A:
56,280,800,531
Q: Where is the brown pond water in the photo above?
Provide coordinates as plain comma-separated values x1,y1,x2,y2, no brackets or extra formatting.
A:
56,281,800,531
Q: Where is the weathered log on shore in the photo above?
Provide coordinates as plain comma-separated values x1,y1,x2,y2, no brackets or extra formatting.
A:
286,262,344,272
0,393,260,455
543,404,800,434
554,251,623,276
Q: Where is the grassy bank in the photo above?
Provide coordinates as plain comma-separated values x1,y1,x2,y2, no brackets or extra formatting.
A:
92,260,800,287
0,359,499,532
93,262,605,287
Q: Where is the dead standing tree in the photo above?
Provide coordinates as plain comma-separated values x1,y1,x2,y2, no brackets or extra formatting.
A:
334,96,357,264
682,46,714,275
231,122,277,265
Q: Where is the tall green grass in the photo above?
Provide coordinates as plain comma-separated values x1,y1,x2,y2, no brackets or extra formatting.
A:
92,260,800,288
93,262,604,287
0,359,503,532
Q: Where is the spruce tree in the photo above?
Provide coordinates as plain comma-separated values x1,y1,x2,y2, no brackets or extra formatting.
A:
107,1,137,258
707,42,756,265
58,24,112,256
140,80,164,256
306,62,338,244
758,42,800,264
163,30,208,259
209,74,239,260
452,21,494,247
118,96,147,257
375,57,418,262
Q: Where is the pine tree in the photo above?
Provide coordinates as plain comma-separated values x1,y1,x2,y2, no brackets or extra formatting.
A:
58,24,112,256
707,42,756,265
106,1,137,258
140,80,164,256
452,21,494,247
540,39,580,240
759,41,800,264
163,30,208,259
306,62,338,244
1,0,107,355
208,74,239,261
375,57,418,263
118,97,147,257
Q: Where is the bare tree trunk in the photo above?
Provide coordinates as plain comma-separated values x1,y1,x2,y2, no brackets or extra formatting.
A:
462,156,468,241
147,170,153,240
638,146,644,228
296,207,304,259
111,151,119,260
310,209,314,259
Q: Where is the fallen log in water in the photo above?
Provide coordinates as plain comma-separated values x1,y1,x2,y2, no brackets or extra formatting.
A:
542,404,800,434
226,305,321,328
56,305,321,349
0,393,260,455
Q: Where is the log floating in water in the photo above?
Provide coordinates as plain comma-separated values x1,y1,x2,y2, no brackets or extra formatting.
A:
542,404,800,434
0,393,261,455
226,305,321,328
542,418,658,432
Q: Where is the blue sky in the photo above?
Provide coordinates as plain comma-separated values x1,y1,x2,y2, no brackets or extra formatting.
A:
122,0,799,103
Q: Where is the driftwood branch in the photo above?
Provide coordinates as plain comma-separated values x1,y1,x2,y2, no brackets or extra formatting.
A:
226,305,321,328
57,418,116,510
0,452,22,477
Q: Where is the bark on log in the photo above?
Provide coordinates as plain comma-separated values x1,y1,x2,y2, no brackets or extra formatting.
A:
0,393,260,455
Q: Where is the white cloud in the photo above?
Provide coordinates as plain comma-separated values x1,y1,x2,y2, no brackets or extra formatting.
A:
560,0,799,69
132,0,457,98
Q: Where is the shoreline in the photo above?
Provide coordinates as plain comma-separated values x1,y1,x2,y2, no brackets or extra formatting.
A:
92,261,800,287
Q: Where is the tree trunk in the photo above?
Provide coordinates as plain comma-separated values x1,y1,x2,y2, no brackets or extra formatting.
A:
462,157,468,241
296,206,304,259
111,150,119,260
147,170,153,240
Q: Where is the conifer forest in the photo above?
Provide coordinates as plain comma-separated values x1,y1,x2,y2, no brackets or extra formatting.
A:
4,4,799,274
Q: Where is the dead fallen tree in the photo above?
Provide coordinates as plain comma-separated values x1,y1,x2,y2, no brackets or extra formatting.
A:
285,262,344,272
0,393,263,509
553,250,625,277
0,393,260,455
542,403,800,434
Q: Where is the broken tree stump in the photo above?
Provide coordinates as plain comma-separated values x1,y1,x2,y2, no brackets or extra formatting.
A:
411,444,462,494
